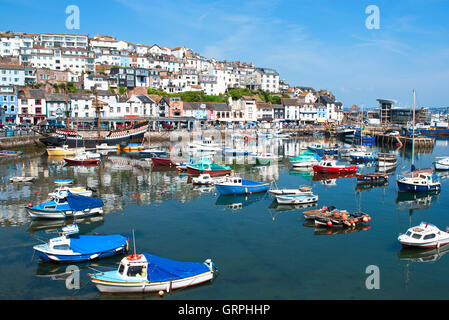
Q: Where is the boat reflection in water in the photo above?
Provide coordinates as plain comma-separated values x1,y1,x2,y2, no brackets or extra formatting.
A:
398,243,449,263
214,193,268,211
302,219,371,235
395,191,440,210
27,215,104,234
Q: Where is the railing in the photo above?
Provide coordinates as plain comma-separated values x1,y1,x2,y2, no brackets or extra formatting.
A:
0,129,39,138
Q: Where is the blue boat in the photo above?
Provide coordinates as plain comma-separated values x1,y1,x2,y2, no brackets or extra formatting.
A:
25,191,104,219
215,176,269,195
307,143,339,155
397,168,441,192
54,179,74,185
33,224,128,262
349,150,378,161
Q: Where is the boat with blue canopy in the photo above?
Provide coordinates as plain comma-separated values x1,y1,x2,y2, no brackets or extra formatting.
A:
25,191,104,219
215,176,269,195
307,143,339,155
89,253,217,293
33,224,128,262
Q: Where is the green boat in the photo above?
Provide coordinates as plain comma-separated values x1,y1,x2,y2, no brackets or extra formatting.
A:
186,157,232,176
289,150,322,168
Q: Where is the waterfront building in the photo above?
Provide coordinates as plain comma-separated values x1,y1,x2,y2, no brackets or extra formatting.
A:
282,98,300,125
256,102,274,122
0,86,18,125
45,93,69,127
17,88,46,125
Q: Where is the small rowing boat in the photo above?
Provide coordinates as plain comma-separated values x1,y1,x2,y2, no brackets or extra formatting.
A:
276,193,318,205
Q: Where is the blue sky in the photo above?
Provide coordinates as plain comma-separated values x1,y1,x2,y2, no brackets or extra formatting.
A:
1,0,448,109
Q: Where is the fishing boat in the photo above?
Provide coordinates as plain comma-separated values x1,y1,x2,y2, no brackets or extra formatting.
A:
189,138,222,152
64,153,100,165
398,222,449,248
46,145,84,156
276,193,319,205
269,185,313,196
356,173,389,184
307,143,339,155
303,207,371,228
339,146,364,158
289,150,322,168
215,176,269,195
89,253,217,293
397,91,441,193
25,192,104,219
434,157,449,171
33,224,128,262
139,147,167,157
186,157,231,176
9,176,35,183
313,158,358,174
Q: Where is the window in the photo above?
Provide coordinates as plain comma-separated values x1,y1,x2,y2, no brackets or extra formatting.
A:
118,263,125,275
127,265,146,277
412,233,422,239
53,244,70,250
423,234,436,240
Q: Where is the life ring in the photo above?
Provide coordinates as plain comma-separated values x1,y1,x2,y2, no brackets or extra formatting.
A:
244,136,249,142
127,254,142,261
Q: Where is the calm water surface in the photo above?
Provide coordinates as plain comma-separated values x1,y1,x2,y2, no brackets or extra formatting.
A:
0,137,448,300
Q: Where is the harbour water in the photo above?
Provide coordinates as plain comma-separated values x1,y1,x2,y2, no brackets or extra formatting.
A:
0,137,448,299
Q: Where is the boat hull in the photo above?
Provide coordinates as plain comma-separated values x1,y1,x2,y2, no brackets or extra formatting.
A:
276,194,318,205
64,158,100,165
186,166,231,177
90,270,214,293
313,165,357,174
25,206,103,219
397,180,441,192
151,157,177,166
215,182,269,195
34,245,127,263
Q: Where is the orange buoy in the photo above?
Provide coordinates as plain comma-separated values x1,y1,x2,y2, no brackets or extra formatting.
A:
127,254,142,261
362,217,369,223
327,221,332,226
28,202,32,207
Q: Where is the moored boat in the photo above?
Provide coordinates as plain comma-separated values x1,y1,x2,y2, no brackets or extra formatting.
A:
9,176,35,183
434,157,449,171
186,157,231,176
276,193,318,205
151,157,178,167
398,222,449,248
313,158,358,174
289,150,322,168
397,168,441,192
356,173,388,184
215,176,269,195
33,224,128,262
46,145,84,156
64,153,100,165
89,253,217,293
269,185,313,196
307,143,339,155
25,191,104,219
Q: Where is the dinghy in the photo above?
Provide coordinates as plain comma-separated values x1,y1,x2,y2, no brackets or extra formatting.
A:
89,253,217,293
9,176,35,183
434,157,449,171
33,224,128,262
398,222,449,248
269,185,313,196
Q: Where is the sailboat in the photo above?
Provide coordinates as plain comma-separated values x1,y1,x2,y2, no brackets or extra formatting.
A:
397,90,441,192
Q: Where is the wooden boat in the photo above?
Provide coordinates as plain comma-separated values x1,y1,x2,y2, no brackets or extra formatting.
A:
89,253,217,293
276,193,318,205
33,224,128,262
313,159,358,174
9,176,35,183
356,173,388,184
215,176,269,195
25,192,104,220
302,206,371,228
398,222,449,248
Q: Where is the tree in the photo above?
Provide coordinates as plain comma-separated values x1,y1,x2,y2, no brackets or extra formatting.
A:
118,86,127,95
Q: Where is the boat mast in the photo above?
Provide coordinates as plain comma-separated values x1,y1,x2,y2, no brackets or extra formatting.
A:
65,88,70,130
411,89,415,170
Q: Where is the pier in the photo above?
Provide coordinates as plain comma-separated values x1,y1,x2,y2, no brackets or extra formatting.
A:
374,133,434,149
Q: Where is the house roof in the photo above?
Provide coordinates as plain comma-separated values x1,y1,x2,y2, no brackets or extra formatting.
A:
256,102,273,109
281,98,298,106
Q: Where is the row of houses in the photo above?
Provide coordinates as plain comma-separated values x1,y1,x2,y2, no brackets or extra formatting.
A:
0,32,281,95
0,87,344,127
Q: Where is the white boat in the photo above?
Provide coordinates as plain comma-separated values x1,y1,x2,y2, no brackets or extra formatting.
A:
398,222,449,248
276,193,319,205
9,176,35,183
96,143,118,150
189,138,222,152
49,186,94,198
192,174,217,185
339,146,366,158
78,151,101,159
269,186,313,196
434,157,449,170
377,153,397,169
89,253,217,293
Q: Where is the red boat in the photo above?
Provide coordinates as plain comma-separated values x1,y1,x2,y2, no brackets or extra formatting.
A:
186,166,232,177
313,159,358,174
64,158,100,165
151,157,177,166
